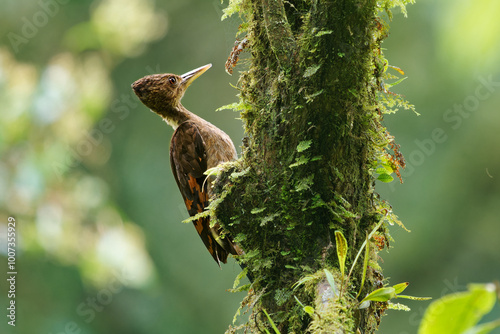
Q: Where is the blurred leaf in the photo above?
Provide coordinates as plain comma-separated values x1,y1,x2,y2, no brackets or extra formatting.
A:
463,319,500,334
439,0,500,74
418,283,497,334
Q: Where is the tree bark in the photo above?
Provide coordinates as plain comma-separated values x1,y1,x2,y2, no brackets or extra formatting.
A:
214,0,410,332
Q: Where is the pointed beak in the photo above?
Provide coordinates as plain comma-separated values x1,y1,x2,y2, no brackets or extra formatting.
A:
181,64,212,89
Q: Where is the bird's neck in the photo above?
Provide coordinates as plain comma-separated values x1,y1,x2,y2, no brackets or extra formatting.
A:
155,103,198,130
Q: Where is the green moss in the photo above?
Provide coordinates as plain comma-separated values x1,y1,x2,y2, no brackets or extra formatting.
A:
215,0,414,332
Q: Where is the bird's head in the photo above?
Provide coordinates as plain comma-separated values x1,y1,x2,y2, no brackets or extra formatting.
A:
132,64,212,118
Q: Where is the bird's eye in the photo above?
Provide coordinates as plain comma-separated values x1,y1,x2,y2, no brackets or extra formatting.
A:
168,77,177,85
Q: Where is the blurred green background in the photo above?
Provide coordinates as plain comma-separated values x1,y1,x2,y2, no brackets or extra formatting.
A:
0,0,498,333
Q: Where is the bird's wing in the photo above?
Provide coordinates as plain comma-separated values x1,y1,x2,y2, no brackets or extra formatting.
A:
170,121,229,265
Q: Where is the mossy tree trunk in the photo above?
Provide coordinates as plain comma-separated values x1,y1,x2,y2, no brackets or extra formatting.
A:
214,0,411,333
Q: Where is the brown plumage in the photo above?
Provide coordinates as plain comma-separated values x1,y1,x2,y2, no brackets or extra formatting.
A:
132,64,240,266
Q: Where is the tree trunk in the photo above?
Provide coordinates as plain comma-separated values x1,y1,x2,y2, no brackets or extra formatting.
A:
214,0,411,332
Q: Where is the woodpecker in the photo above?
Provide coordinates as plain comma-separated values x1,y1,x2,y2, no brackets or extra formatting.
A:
132,64,241,266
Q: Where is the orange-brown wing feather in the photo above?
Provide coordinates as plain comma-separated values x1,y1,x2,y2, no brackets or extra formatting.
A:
169,121,229,265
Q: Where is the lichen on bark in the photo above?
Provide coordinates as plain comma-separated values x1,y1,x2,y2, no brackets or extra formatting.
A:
213,0,414,333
